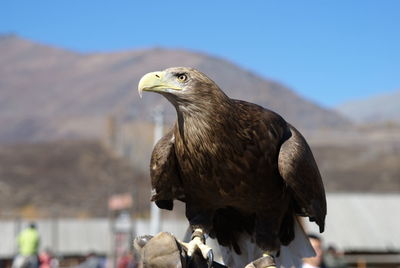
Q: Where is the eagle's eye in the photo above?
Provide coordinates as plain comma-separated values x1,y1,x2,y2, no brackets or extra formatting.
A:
177,74,187,83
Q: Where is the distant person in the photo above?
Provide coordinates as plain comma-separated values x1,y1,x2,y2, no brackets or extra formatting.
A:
39,249,58,268
74,253,103,268
324,245,347,268
13,222,40,268
302,234,326,268
39,250,51,268
117,251,136,268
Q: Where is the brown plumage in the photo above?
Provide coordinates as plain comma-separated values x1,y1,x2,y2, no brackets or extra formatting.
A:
139,67,326,254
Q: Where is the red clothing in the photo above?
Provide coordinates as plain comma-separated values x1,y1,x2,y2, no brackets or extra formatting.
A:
39,252,51,268
117,255,133,268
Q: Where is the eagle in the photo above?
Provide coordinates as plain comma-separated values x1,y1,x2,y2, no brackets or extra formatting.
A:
138,67,326,268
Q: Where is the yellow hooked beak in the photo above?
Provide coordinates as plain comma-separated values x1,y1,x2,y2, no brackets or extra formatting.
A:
138,71,182,98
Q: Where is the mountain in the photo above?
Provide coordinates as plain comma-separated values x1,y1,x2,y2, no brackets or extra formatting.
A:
0,35,398,218
336,89,400,124
0,34,350,143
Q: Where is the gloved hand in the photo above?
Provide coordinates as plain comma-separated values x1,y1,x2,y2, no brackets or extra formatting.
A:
133,232,226,268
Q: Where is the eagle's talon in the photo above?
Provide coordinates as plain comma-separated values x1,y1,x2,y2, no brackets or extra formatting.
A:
207,250,214,268
180,235,213,266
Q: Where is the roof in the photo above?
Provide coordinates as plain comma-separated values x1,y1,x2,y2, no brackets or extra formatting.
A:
304,193,400,251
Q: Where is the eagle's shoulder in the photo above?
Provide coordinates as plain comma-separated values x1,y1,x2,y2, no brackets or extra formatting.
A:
232,99,287,125
278,124,327,232
231,99,288,145
150,128,185,210
151,129,176,169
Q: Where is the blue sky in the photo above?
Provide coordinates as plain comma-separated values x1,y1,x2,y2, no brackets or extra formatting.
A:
1,0,399,107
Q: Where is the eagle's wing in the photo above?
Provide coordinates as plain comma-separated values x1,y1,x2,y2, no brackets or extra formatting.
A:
278,124,327,232
150,128,184,210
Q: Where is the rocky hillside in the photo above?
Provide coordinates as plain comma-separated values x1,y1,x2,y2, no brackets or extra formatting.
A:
0,135,398,218
0,34,350,143
0,140,150,218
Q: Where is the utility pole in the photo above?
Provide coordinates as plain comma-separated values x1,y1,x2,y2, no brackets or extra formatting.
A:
150,107,163,234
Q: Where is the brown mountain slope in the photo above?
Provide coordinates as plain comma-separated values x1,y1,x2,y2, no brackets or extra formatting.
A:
0,35,350,143
0,140,150,218
0,138,398,218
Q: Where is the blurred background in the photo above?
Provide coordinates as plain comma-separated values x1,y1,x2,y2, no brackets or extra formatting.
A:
0,1,399,268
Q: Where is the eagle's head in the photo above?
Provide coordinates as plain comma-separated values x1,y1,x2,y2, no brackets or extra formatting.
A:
138,67,229,110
